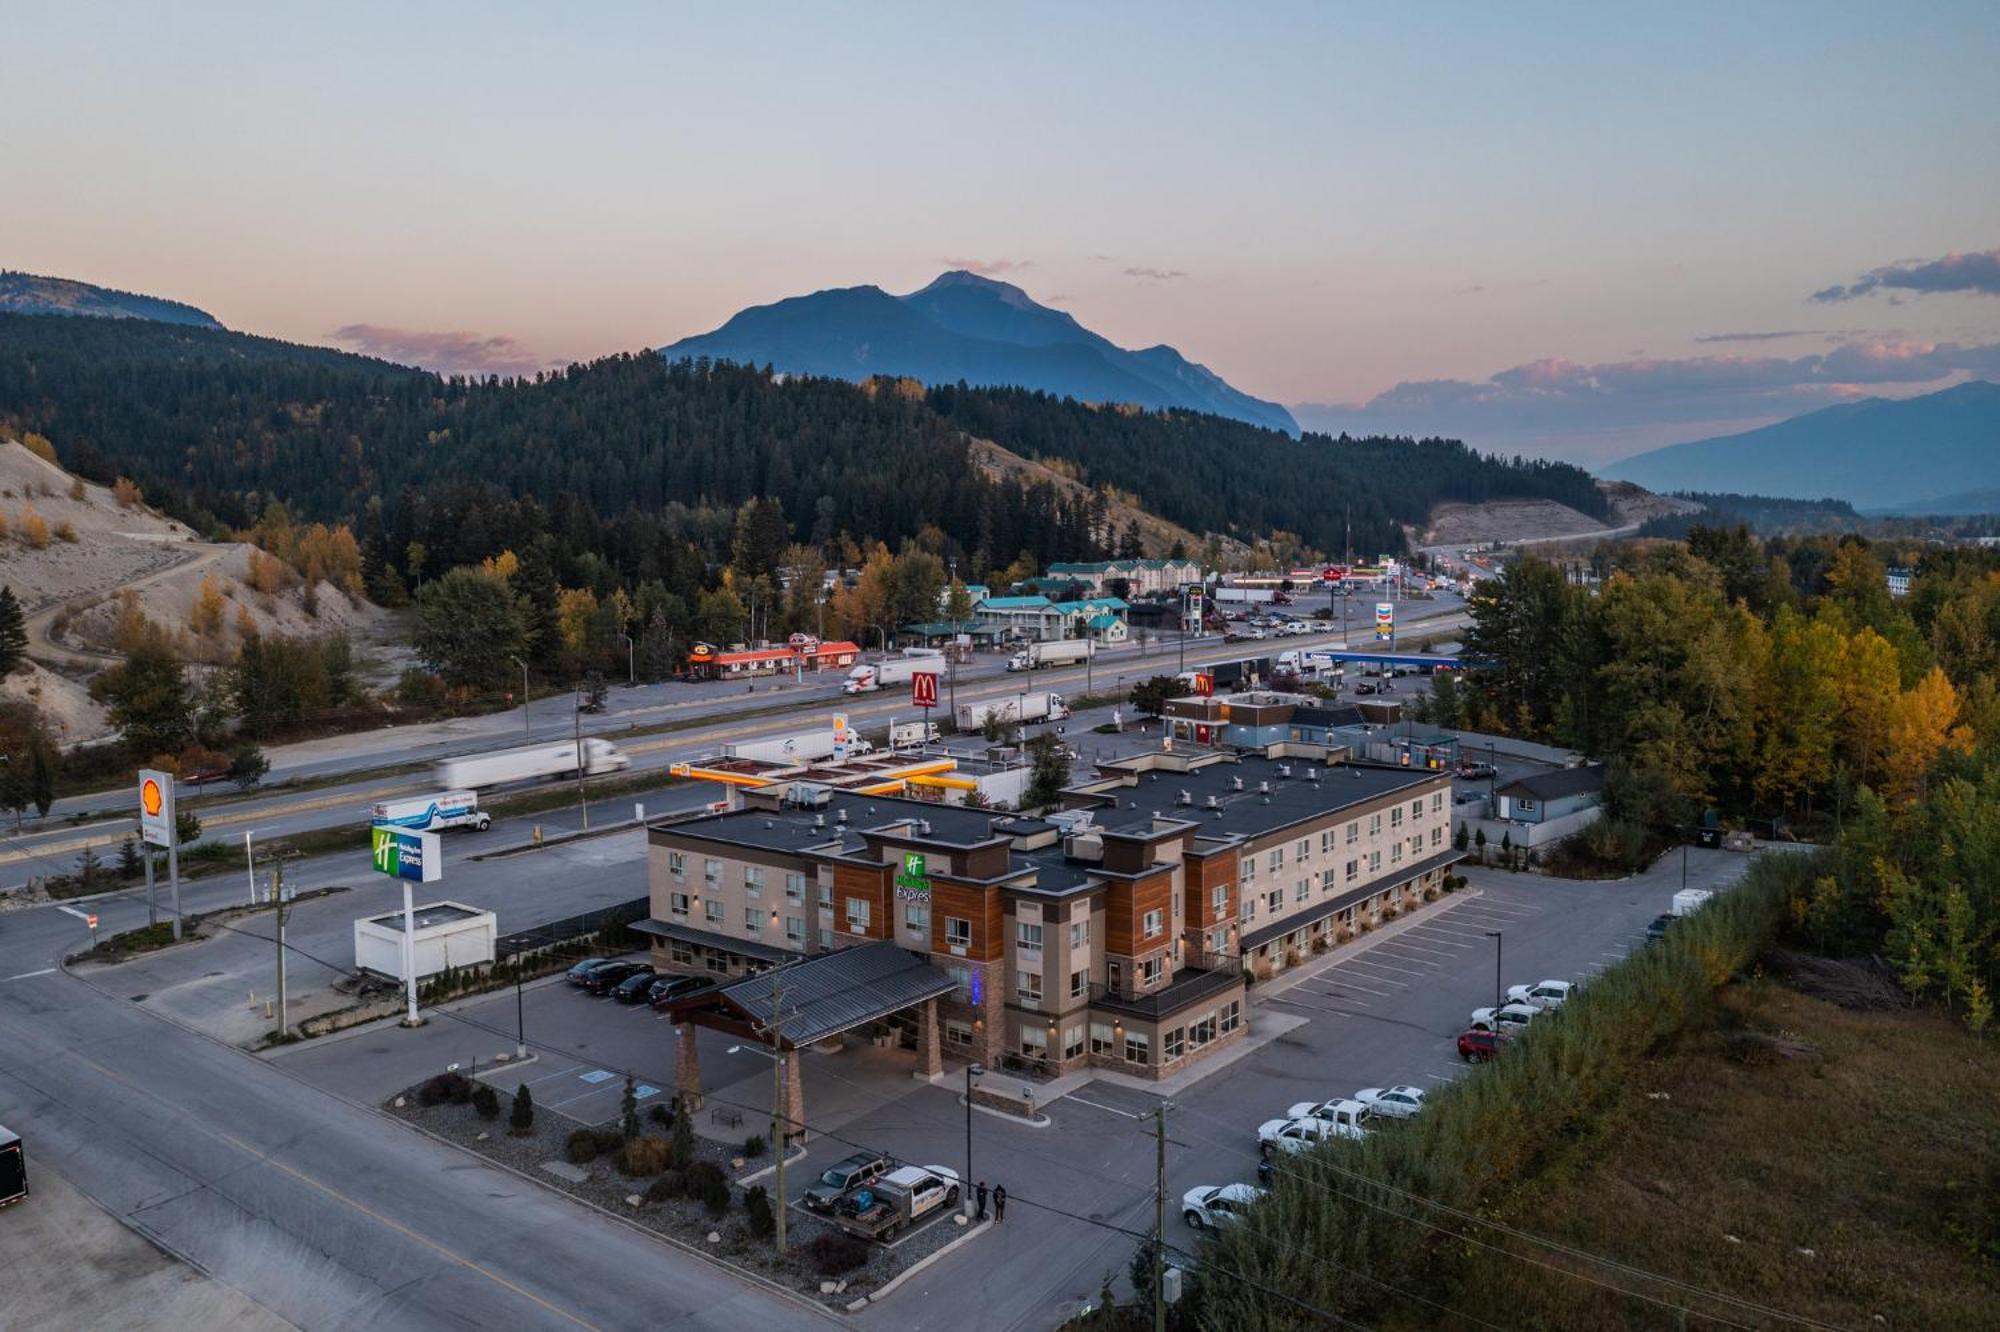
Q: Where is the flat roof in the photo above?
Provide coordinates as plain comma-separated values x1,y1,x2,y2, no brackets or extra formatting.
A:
364,902,487,932
1080,754,1444,844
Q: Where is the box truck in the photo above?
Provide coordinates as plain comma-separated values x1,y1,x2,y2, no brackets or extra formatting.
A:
843,648,945,694
955,692,1070,731
1671,888,1713,917
433,738,629,790
1213,587,1275,604
1005,639,1094,672
369,790,492,833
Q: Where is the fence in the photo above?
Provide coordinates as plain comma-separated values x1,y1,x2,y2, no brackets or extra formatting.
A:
495,897,649,960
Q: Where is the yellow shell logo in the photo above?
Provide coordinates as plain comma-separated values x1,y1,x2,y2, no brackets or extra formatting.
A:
141,777,164,817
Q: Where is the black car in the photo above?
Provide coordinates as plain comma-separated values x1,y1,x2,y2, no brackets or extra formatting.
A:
647,975,718,1011
583,961,651,994
801,1152,894,1213
1354,682,1378,696
611,967,660,1003
566,957,617,987
1645,913,1676,943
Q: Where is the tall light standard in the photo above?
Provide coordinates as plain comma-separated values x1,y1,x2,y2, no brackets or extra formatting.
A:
511,655,530,740
1485,930,1503,1011
617,632,635,686
963,1061,985,1219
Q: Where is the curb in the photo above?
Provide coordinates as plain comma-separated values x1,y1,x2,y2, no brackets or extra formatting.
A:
853,1215,993,1308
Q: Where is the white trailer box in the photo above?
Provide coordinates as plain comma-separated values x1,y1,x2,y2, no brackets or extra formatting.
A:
353,901,497,981
1006,639,1094,672
1671,888,1713,917
844,653,943,694
955,691,1070,731
1214,587,1275,604
722,730,874,764
433,739,628,790
369,790,491,833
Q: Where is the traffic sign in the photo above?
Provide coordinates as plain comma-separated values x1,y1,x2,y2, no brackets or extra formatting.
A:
370,825,442,883
138,768,175,847
911,671,939,709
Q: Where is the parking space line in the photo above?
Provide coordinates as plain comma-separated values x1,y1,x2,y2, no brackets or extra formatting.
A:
1065,1094,1145,1120
1375,940,1459,959
1310,977,1396,997
1341,958,1428,978
1456,902,1535,920
1398,931,1476,949
1421,923,1500,940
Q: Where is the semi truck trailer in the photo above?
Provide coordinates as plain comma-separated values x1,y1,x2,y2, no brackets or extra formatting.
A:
1005,639,1094,672
433,739,629,790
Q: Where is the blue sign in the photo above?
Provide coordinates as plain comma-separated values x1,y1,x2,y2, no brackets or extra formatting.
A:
370,825,442,883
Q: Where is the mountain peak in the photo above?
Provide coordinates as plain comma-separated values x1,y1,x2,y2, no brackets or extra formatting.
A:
0,270,223,329
662,270,1298,434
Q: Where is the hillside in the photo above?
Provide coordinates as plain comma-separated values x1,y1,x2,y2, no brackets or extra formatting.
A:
0,311,1612,571
1603,380,2000,511
964,436,1248,563
0,438,382,742
662,270,1300,434
0,270,223,328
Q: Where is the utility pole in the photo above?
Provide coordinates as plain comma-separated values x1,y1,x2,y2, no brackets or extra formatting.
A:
618,632,635,686
765,969,788,1254
273,859,288,1037
513,655,530,740
1153,1101,1168,1332
573,687,590,830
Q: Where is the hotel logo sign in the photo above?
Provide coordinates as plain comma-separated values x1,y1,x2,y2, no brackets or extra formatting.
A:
893,851,930,901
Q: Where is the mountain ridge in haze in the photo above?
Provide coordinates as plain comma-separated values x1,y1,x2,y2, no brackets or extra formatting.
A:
1601,380,2000,513
660,270,1299,434
0,270,223,329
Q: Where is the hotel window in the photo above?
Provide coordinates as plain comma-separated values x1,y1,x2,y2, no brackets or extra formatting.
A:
819,928,834,949
744,907,761,933
669,851,686,879
1020,1026,1048,1059
1164,1027,1185,1060
1320,868,1336,894
1391,843,1404,865
1346,821,1359,846
705,951,730,974
845,897,871,932
1018,922,1044,950
1070,968,1088,1000
1142,908,1163,938
1211,882,1228,919
1369,814,1383,836
1320,829,1334,854
1017,970,1042,1004
904,900,931,933
818,881,832,908
1346,858,1359,883
1432,791,1445,813
1390,807,1403,829
1265,888,1282,916
703,858,721,884
1124,1031,1150,1064
1411,835,1424,856
785,872,805,901
1208,926,1229,955
1294,878,1309,903
1239,856,1256,884
1431,826,1444,848
1191,1012,1218,1046
945,1018,973,1046
670,940,693,965
1220,1000,1242,1033
1296,838,1310,862
1268,848,1284,872
1090,1022,1115,1054
1411,799,1424,821
1239,895,1256,922
1064,1024,1086,1060
1369,851,1382,873
744,866,764,895
669,891,690,918
1069,919,1089,948
785,916,805,944
705,899,725,925
945,916,971,949
1140,956,1164,986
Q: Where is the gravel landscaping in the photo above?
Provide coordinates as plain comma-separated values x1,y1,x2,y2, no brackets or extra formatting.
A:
386,1072,975,1306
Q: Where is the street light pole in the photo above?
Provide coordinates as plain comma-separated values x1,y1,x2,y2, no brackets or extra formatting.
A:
618,632,635,686
572,686,590,830
964,1061,985,1219
1486,930,1503,1010
512,655,530,740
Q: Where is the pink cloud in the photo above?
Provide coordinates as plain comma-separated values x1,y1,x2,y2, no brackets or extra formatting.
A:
326,324,559,377
938,257,1032,276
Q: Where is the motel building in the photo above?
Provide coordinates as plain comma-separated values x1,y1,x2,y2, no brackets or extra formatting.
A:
644,748,1460,1119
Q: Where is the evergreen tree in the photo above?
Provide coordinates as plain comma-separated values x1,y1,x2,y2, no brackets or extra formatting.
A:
413,567,530,690
90,640,191,758
117,837,144,879
0,586,25,675
509,1083,535,1135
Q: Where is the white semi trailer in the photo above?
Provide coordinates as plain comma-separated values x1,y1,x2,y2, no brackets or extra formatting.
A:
432,739,629,790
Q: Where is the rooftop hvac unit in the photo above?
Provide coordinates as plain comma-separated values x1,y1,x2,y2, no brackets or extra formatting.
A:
1205,795,1219,809
813,813,825,829
1258,781,1270,794
1279,764,1291,778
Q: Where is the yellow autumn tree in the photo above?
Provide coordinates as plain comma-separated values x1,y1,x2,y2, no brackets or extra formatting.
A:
113,476,143,508
1836,626,1901,788
556,588,599,655
480,549,520,581
1881,666,1969,801
190,574,227,639
17,503,49,549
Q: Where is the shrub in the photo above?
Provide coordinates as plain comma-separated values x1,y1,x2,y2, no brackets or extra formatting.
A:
471,1085,501,1120
744,1184,775,1238
68,477,86,500
592,1125,626,1156
418,1071,473,1107
509,1084,535,1135
645,1170,686,1203
619,1135,672,1176
805,1232,870,1276
565,1129,600,1164
648,1103,672,1127
113,476,142,507
742,1133,766,1158
687,1160,731,1214
54,520,77,543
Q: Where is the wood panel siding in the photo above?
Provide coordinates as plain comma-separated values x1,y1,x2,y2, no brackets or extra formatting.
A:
832,862,890,940
1103,870,1175,956
930,880,1004,961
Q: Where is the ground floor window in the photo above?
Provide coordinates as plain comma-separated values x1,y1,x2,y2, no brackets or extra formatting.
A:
945,1018,974,1047
704,951,731,974
1064,1023,1085,1060
1124,1031,1150,1064
1140,956,1164,987
1090,1022,1114,1054
1021,1025,1049,1059
1219,1000,1242,1034
670,940,693,965
818,928,833,950
1164,1027,1185,1060
1190,1012,1217,1046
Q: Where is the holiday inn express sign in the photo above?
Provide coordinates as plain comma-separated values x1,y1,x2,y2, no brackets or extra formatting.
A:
893,851,930,901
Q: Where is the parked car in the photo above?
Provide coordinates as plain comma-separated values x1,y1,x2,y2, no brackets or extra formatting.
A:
1354,682,1379,696
1468,1002,1540,1033
1507,979,1574,1010
611,967,660,1003
1354,1085,1427,1119
802,1152,895,1213
1257,1116,1343,1158
1182,1182,1265,1230
647,974,717,1010
1283,1098,1375,1139
565,957,618,987
1457,762,1497,780
1646,912,1676,943
1457,1027,1508,1061
583,961,651,994
832,1165,961,1240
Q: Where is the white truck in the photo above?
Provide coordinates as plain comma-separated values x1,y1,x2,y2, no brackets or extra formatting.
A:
1672,887,1713,917
1214,586,1275,604
433,738,629,790
842,649,945,695
723,730,874,764
369,790,491,833
1005,639,1094,672
889,720,940,749
955,691,1070,731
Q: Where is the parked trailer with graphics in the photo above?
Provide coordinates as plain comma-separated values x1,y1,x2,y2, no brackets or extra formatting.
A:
955,692,1070,731
369,790,492,833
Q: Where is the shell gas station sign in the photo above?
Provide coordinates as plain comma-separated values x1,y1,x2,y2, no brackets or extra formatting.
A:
137,768,175,847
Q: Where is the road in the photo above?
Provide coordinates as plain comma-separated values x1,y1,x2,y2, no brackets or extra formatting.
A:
22,541,233,671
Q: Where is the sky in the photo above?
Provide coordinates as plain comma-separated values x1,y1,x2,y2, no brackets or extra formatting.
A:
6,1,1999,466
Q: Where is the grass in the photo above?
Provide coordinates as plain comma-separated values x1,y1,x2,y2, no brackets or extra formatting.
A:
1384,979,2000,1331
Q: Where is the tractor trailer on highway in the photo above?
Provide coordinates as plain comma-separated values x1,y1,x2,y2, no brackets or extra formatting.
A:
1005,639,1094,672
955,691,1071,731
433,739,629,790
369,790,492,833
842,649,945,695
722,730,874,764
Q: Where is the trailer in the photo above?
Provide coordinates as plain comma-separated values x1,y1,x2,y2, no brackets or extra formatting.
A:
843,649,945,694
432,738,629,790
1213,586,1275,604
369,790,492,833
889,720,941,749
722,730,874,764
0,1124,25,1207
1005,639,1094,672
955,691,1070,731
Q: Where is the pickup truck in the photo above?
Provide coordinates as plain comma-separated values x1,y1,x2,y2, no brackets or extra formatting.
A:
832,1165,961,1241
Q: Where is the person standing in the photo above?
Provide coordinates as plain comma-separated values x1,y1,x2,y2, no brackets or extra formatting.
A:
993,1183,1007,1222
976,1180,989,1220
